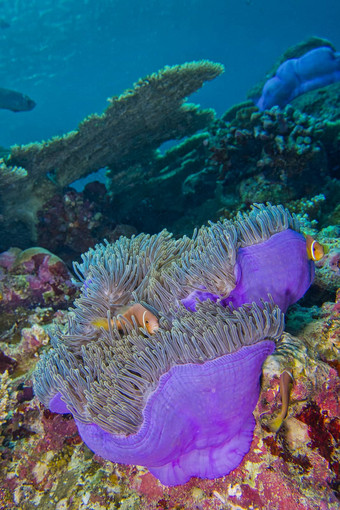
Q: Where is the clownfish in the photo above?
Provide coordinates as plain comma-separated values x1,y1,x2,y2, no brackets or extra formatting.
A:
268,370,293,433
304,234,327,262
92,303,159,335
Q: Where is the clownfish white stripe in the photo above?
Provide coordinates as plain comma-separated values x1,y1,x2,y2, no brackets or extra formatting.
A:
310,240,317,261
142,310,147,329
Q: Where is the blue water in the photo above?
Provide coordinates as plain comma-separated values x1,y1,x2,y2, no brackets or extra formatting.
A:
0,0,340,149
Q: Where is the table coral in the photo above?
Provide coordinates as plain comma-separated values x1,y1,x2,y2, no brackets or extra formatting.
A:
0,60,223,243
0,161,27,189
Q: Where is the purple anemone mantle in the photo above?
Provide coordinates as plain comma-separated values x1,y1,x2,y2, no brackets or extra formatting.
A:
49,342,274,486
33,204,315,486
182,229,314,313
255,46,340,110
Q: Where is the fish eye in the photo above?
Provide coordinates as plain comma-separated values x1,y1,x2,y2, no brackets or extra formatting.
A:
145,320,149,324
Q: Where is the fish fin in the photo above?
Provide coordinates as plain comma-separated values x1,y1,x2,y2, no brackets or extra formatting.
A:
139,300,160,318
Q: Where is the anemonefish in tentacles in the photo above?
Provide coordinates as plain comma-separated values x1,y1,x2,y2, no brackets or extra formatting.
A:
92,303,159,335
304,234,327,261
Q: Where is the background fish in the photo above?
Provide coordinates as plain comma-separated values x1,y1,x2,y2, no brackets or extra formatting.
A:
0,87,36,112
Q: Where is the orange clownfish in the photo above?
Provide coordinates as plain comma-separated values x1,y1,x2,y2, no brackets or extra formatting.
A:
92,303,159,335
305,234,327,262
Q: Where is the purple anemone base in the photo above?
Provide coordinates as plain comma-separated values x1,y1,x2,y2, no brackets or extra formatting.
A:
49,341,274,486
182,229,314,313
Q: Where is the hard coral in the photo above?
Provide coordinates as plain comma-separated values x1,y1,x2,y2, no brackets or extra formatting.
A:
0,371,15,428
210,105,326,201
1,60,223,243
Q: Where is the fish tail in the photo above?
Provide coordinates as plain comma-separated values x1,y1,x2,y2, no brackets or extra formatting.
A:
91,318,110,331
268,412,285,433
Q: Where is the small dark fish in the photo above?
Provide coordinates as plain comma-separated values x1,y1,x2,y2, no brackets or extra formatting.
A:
0,87,36,112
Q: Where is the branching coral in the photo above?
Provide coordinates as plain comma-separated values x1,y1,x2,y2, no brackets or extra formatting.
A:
0,371,15,428
0,60,223,241
210,104,326,202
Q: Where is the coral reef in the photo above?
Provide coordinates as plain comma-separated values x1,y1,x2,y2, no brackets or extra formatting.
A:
103,85,339,236
0,37,339,507
211,105,327,199
0,60,223,242
1,45,340,251
36,184,137,264
0,238,338,507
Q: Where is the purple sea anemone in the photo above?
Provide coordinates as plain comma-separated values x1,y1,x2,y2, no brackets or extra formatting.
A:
33,204,315,485
255,46,340,110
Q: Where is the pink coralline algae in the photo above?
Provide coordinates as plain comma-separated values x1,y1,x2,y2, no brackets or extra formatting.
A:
329,251,340,273
0,247,76,310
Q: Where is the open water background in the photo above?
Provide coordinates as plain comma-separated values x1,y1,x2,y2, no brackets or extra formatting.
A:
0,0,340,148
